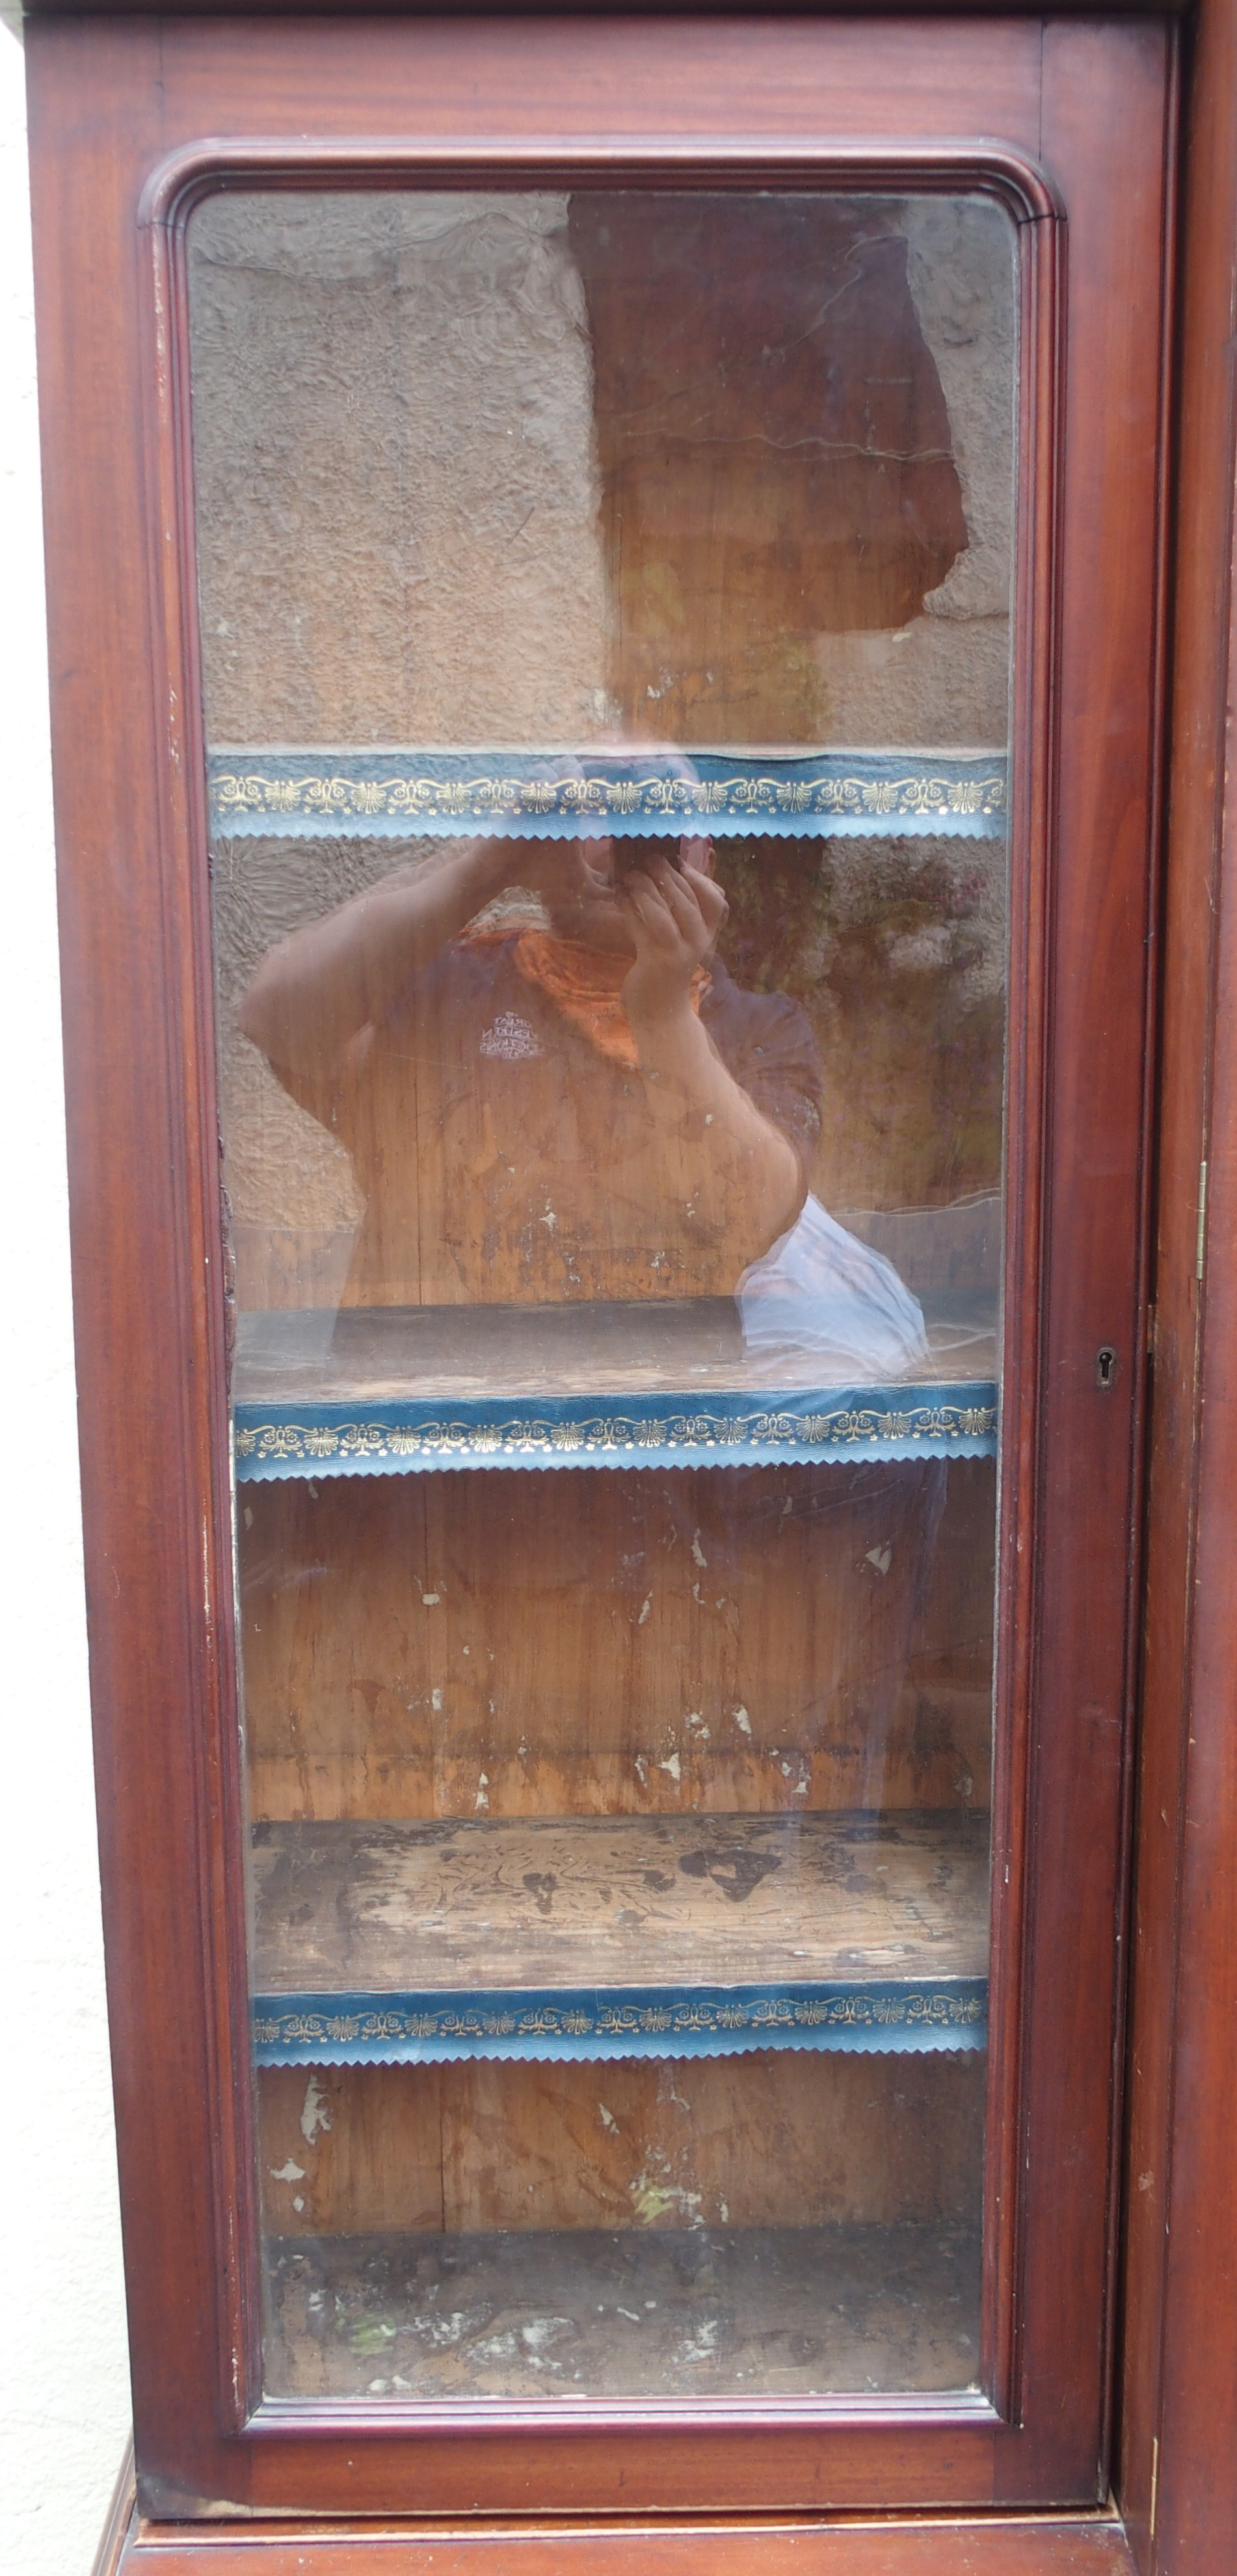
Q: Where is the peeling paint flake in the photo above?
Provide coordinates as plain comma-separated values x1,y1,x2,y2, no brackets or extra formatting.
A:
299,2075,332,2144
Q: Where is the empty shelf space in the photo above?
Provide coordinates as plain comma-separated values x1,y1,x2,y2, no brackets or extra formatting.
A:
250,1809,990,2064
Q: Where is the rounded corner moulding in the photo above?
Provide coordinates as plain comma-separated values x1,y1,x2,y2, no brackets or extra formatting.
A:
136,134,1065,243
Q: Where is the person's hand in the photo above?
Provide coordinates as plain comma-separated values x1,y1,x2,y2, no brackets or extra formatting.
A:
619,839,728,1034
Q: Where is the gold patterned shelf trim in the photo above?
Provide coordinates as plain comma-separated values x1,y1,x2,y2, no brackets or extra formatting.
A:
233,1390,999,1479
250,1980,988,2064
207,748,1009,841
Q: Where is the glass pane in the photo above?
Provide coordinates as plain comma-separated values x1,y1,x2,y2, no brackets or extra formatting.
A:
191,184,1014,2401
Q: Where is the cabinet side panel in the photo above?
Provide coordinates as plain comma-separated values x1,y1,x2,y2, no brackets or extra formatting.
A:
1124,0,1237,2565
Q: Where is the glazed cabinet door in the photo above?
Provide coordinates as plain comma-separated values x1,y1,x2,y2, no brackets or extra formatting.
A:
27,8,1172,2521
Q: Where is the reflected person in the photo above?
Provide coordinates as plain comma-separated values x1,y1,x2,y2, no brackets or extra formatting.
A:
238,831,822,1308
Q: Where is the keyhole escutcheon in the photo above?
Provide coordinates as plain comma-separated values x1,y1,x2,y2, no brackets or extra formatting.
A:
1096,1345,1117,1390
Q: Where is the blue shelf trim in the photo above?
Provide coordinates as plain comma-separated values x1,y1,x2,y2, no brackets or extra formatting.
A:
233,1382,998,1480
208,747,1008,842
251,1978,988,2067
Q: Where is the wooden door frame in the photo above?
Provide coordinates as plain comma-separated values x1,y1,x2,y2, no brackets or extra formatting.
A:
1116,0,1237,2566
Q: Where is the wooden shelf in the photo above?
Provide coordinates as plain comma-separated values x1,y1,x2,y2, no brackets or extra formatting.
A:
233,1298,998,1479
264,2220,982,2400
250,1808,989,2065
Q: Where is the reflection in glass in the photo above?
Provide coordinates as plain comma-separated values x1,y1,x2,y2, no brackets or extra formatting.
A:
191,186,1015,2400
236,814,819,1311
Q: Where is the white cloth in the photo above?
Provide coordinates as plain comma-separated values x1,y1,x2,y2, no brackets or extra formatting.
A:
737,1193,929,1378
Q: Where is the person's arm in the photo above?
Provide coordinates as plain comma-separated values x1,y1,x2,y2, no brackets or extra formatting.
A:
620,857,806,1257
236,836,513,1078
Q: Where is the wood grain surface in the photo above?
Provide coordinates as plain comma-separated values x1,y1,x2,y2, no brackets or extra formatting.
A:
255,2049,985,2239
1117,0,1237,2569
241,1458,996,1824
250,1808,989,1994
116,2523,1138,2576
234,1300,998,1407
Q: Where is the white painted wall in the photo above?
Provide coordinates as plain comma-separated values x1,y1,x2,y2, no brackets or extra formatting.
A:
0,17,132,2570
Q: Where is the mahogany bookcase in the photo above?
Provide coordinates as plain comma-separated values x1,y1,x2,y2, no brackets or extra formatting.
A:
22,2,1237,2571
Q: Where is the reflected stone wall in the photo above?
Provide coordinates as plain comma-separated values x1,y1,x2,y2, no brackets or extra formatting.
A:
190,193,610,745
812,198,1015,747
189,188,1014,752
